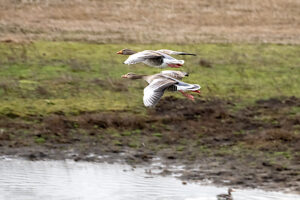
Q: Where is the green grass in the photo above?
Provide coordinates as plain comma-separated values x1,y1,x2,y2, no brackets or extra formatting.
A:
0,41,299,117
34,137,46,144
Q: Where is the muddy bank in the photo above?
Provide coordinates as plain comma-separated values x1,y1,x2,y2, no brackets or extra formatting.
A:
0,96,299,193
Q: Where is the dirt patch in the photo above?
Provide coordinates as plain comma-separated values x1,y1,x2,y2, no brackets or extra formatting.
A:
0,96,299,193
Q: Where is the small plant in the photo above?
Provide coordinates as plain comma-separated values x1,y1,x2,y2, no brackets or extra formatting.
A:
176,145,185,151
113,140,122,146
122,131,132,136
34,137,46,144
128,142,138,148
152,133,162,137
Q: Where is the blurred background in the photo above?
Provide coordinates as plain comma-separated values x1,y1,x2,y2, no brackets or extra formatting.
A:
1,0,299,44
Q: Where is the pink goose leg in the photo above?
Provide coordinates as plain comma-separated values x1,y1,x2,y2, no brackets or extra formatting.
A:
179,90,194,101
167,64,182,68
192,90,201,94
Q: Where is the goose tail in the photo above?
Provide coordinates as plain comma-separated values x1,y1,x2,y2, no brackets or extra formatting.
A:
177,84,201,91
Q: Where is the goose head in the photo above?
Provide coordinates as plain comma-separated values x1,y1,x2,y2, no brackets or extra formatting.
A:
228,188,235,195
121,72,142,79
117,49,136,55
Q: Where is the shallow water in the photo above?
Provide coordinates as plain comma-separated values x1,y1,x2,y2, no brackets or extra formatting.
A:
0,158,299,200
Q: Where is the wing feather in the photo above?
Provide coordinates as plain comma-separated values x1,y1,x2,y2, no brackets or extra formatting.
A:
124,50,163,65
157,49,196,56
160,74,201,91
143,78,176,107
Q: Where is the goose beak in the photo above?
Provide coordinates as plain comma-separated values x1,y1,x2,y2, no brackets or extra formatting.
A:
117,50,123,54
121,75,127,78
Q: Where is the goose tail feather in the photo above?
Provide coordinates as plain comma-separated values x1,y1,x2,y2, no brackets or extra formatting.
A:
176,84,200,91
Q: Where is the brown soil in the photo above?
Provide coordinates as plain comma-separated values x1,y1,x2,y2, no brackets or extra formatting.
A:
0,0,300,44
0,96,299,193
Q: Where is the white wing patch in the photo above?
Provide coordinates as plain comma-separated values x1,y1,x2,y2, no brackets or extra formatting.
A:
124,51,162,65
143,87,164,107
176,83,201,91
143,78,176,107
124,53,146,65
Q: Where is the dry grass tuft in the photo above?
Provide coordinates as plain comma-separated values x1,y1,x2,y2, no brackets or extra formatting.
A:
261,129,298,142
0,0,299,43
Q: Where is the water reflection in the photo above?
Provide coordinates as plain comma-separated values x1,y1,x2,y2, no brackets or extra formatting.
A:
0,158,299,200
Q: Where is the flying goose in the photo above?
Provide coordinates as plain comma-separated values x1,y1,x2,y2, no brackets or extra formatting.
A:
217,188,235,200
117,49,196,68
121,70,201,107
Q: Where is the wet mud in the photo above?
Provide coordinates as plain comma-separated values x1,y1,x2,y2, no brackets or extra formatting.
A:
0,96,299,193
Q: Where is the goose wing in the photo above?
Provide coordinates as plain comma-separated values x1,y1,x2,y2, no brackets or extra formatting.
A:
161,74,201,91
124,50,163,65
157,49,196,56
143,77,176,107
154,51,185,66
160,70,188,80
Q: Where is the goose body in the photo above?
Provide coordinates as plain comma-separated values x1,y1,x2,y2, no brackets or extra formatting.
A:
117,49,196,68
160,70,189,80
122,71,200,107
156,49,196,56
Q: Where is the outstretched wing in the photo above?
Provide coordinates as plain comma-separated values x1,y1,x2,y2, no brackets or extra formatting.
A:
143,78,176,107
160,74,201,91
157,49,196,56
124,50,163,65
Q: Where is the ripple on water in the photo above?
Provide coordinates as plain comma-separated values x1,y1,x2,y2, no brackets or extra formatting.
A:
0,158,299,200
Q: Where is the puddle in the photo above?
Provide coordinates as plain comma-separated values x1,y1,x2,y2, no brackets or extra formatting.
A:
0,158,299,200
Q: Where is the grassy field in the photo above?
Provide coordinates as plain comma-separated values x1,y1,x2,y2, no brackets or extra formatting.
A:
0,41,299,117
0,41,299,192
